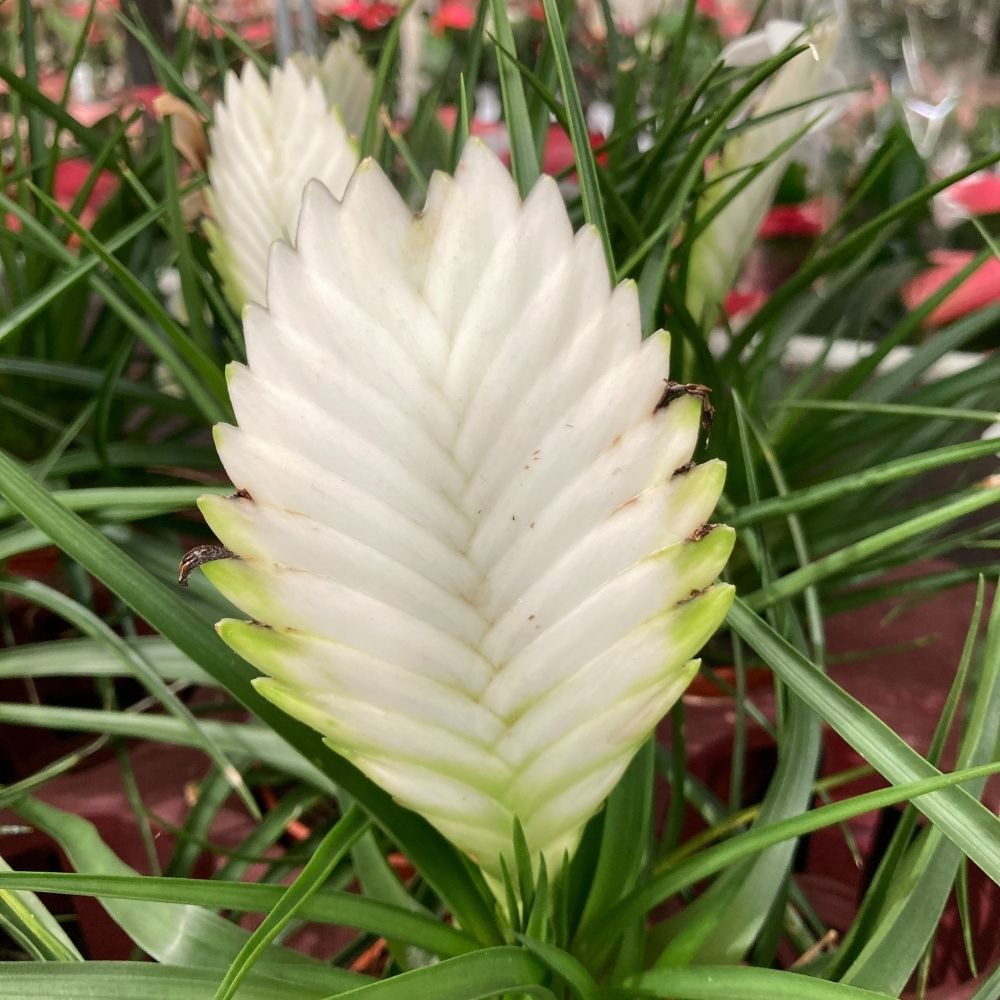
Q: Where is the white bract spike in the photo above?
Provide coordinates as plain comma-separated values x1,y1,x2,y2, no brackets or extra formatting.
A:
205,41,372,311
686,18,843,327
199,141,733,886
309,32,374,139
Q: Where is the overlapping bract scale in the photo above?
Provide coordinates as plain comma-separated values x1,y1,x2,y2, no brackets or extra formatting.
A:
306,33,374,139
205,43,365,311
200,140,734,882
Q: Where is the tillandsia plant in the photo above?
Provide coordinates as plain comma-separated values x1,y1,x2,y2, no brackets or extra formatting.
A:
1,0,1000,997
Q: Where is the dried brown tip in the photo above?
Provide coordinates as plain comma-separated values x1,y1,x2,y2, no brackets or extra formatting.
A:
153,93,209,173
233,488,253,501
688,523,719,542
178,544,235,586
656,381,716,442
678,586,709,605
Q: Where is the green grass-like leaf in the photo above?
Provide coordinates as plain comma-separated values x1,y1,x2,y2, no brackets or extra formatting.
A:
539,0,613,270
0,962,321,999
10,796,368,994
488,0,540,197
617,965,897,998
212,805,368,1000
331,947,553,999
839,582,1000,992
727,599,1000,883
0,856,82,963
0,870,480,958
575,757,1000,949
0,576,258,818
745,486,1000,610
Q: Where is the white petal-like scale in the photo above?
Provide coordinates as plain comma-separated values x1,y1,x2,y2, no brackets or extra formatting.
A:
206,43,368,311
200,496,480,640
311,32,374,139
481,461,728,660
217,621,503,742
200,140,734,886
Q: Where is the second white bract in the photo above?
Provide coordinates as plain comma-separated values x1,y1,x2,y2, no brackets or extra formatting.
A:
205,39,369,311
686,19,843,326
199,141,734,885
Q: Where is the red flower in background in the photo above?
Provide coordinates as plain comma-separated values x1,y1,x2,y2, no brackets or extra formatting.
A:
185,5,225,38
434,110,605,179
431,0,475,32
942,172,1000,217
758,199,825,240
902,249,1000,328
239,19,275,43
53,159,116,209
54,159,118,233
31,73,67,102
436,106,509,156
63,0,120,42
5,158,117,237
124,84,165,113
696,0,750,38
334,0,398,29
540,125,607,177
63,0,119,16
724,288,768,320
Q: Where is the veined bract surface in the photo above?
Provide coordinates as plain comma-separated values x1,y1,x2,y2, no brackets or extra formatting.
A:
198,141,734,885
205,38,370,312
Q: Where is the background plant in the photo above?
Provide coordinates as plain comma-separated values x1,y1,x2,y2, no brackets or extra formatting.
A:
0,0,998,996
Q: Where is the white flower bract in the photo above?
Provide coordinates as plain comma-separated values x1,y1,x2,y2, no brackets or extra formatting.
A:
300,33,374,140
199,140,734,884
205,40,369,311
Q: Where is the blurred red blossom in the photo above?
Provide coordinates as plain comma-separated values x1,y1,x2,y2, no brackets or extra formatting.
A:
724,288,768,319
435,108,605,180
937,171,1000,225
62,0,119,41
431,0,475,32
63,0,119,16
696,0,750,38
334,0,398,30
239,18,275,42
539,124,607,176
53,158,117,211
902,249,1000,327
4,158,117,237
948,174,1000,215
125,83,166,112
185,5,225,38
758,199,825,240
